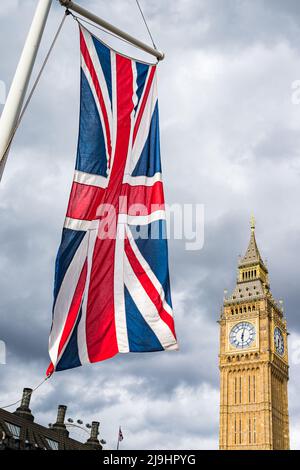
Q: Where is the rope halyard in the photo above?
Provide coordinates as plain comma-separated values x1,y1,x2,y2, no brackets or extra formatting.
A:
0,374,52,410
135,0,157,50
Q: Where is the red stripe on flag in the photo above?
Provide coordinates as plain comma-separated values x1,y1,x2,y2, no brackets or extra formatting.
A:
46,362,54,377
121,181,165,215
124,236,176,338
85,55,135,362
66,182,105,221
80,30,112,166
132,66,156,146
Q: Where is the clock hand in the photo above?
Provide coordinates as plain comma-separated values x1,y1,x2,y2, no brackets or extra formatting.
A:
241,327,246,348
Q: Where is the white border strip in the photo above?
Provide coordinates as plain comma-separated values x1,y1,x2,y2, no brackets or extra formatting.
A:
77,226,99,364
131,74,158,172
123,172,162,187
114,221,129,352
64,217,91,231
118,210,165,226
74,170,108,188
81,27,112,132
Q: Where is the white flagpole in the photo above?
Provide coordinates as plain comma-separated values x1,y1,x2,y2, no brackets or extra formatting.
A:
0,0,52,180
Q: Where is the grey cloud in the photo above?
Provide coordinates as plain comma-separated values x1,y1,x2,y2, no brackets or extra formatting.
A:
1,0,300,450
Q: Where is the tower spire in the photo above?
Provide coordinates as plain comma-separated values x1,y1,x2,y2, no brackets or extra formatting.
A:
239,215,266,270
250,214,255,232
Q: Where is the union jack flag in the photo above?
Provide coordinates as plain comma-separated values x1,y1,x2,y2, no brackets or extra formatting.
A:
47,25,178,374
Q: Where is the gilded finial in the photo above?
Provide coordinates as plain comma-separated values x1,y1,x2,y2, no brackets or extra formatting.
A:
250,214,255,232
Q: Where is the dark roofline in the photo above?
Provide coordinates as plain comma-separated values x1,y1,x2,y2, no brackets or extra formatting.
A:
0,406,101,450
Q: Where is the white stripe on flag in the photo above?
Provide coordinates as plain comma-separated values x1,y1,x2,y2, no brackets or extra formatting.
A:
124,226,177,350
77,225,99,365
126,225,174,317
131,72,158,172
80,28,112,170
114,220,129,353
49,232,89,367
80,27,112,133
109,50,117,175
124,253,177,350
118,210,165,226
64,217,92,231
123,172,162,186
74,170,108,188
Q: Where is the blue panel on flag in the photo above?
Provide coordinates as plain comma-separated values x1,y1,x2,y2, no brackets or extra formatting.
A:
132,103,162,176
91,35,112,106
124,287,164,352
76,70,108,176
53,228,86,307
128,220,172,308
135,62,149,114
56,309,82,371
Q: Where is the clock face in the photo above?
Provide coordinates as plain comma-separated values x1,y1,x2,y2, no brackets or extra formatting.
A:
274,327,284,356
229,322,256,349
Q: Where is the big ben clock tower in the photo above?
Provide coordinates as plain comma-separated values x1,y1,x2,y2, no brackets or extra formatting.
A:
219,218,290,450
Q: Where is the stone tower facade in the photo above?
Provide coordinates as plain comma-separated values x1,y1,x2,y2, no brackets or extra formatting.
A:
219,219,290,450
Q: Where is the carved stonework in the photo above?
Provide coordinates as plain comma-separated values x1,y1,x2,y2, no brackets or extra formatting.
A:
219,221,290,450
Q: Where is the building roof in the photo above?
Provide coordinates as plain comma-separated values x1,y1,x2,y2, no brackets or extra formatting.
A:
226,279,265,304
0,388,102,451
0,407,82,450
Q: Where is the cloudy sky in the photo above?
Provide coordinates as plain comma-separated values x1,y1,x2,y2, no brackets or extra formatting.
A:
1,0,300,449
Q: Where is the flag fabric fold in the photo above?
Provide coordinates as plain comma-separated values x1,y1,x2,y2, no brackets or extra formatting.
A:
47,25,178,374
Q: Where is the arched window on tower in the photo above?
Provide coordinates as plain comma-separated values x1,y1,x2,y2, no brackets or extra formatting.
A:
239,376,242,404
253,416,257,444
248,417,252,444
248,375,251,403
239,416,242,444
234,415,237,445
